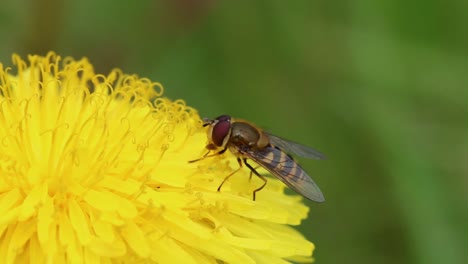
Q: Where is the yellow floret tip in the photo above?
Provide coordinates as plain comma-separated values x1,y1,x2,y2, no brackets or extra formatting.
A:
0,52,316,263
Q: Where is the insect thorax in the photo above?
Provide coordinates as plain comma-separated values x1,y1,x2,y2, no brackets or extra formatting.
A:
229,121,268,149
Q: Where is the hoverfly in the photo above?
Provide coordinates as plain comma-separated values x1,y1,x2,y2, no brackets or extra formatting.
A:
189,115,325,202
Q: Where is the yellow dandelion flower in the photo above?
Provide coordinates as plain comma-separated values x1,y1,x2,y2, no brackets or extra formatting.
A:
0,52,316,263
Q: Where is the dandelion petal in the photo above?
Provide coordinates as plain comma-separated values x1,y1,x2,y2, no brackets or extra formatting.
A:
0,53,318,263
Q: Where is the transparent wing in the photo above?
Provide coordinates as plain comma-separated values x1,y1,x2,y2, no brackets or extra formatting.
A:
242,145,325,202
265,133,326,160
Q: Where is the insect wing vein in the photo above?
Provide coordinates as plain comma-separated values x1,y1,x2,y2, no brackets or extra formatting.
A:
266,133,326,160
243,145,325,202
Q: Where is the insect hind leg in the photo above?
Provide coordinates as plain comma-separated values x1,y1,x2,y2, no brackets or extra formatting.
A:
244,159,267,201
249,165,272,181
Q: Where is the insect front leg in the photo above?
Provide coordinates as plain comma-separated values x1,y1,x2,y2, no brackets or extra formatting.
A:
244,159,267,201
188,145,228,163
217,157,243,192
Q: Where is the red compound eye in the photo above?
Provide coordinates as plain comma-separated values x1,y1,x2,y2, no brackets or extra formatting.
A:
212,115,231,146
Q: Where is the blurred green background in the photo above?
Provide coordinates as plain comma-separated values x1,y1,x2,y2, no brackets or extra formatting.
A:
1,1,467,263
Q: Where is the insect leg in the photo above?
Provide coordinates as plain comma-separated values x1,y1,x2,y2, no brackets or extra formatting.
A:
244,159,267,201
217,157,243,192
188,146,228,163
248,166,261,180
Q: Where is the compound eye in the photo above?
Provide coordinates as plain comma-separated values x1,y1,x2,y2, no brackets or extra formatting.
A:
212,120,231,147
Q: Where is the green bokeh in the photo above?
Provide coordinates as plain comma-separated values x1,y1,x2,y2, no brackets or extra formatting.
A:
1,1,466,263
